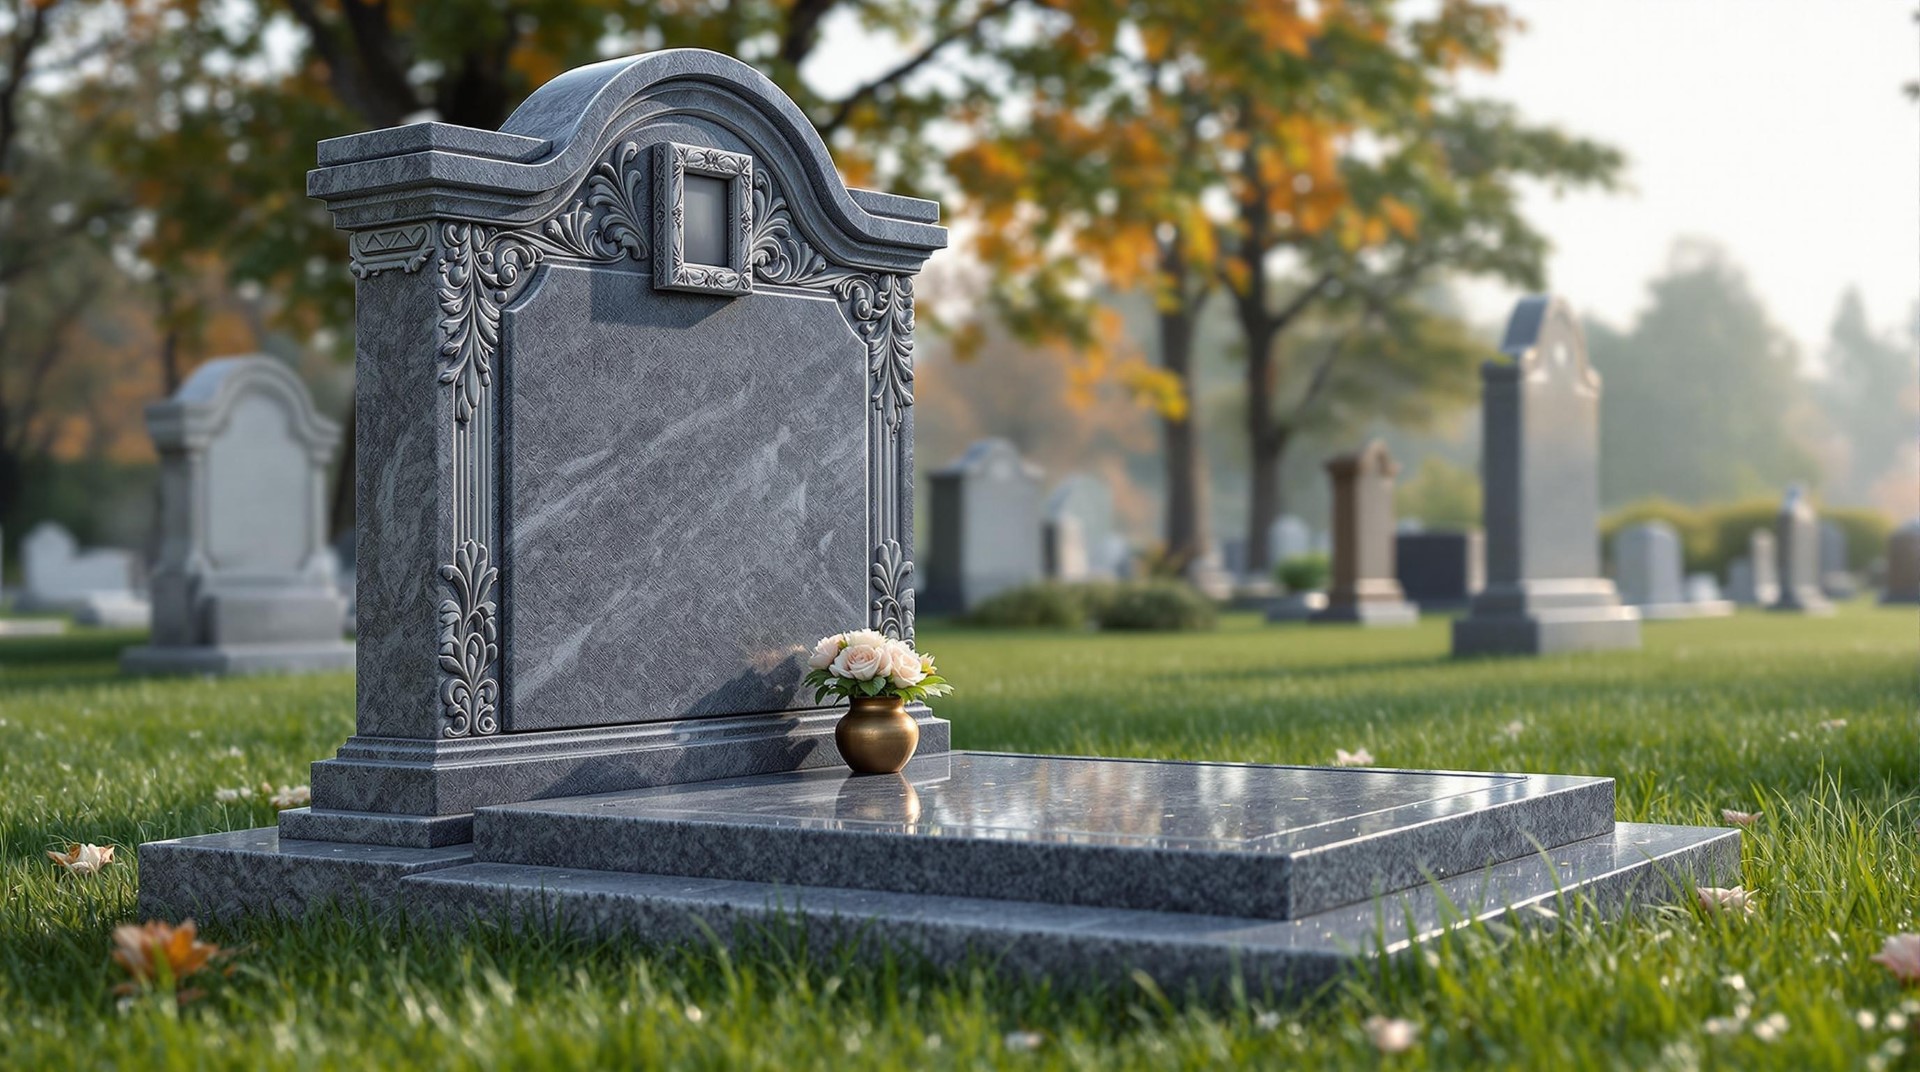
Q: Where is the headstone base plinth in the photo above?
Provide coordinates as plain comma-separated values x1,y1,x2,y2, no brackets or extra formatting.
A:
1452,581,1642,656
139,752,1736,994
120,642,354,676
1310,600,1419,627
1633,601,1735,621
1265,592,1328,622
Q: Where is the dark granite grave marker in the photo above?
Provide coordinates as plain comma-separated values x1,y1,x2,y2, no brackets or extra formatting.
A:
1453,296,1641,656
1883,520,1920,604
1395,530,1484,610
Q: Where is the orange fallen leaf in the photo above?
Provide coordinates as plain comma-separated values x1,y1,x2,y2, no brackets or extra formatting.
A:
110,920,229,1001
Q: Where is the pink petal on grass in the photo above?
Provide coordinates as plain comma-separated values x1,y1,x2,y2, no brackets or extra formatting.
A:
1364,1016,1417,1054
1696,886,1757,918
1334,748,1375,767
1721,809,1762,827
1870,933,1920,984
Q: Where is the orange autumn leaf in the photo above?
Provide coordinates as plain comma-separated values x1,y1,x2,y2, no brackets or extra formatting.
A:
111,919,229,1000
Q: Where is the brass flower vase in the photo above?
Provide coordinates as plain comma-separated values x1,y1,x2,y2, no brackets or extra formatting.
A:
835,694,919,774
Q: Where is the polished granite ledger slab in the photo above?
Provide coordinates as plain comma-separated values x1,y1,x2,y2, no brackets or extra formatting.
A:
475,753,1616,920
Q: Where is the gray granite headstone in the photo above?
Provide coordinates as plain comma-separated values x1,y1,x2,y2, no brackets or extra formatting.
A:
1452,296,1640,655
1818,519,1857,600
1769,487,1833,615
1726,529,1779,606
17,521,149,626
1267,515,1313,566
1613,521,1729,620
925,439,1043,611
270,49,947,847
1883,520,1920,604
1685,572,1725,605
1394,530,1484,610
1311,441,1416,626
1043,474,1116,582
122,357,354,674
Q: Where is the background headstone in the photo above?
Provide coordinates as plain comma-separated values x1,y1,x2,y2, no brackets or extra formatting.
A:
334,531,357,633
1311,440,1417,626
17,521,148,626
122,357,355,674
1267,515,1313,567
1882,519,1920,604
1818,519,1857,600
1726,529,1779,606
1769,487,1833,615
926,439,1044,611
1613,521,1730,619
1685,572,1726,605
1042,474,1117,582
1395,530,1484,610
1453,295,1641,655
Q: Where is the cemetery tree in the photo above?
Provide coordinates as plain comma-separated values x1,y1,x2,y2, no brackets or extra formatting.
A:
1588,240,1818,506
1221,46,1624,572
1817,288,1918,504
94,0,1044,535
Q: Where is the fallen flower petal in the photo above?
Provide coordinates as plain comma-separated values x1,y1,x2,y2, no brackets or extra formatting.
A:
1364,1015,1417,1054
1870,933,1920,985
1003,1031,1044,1053
1695,886,1757,918
1721,809,1762,827
1334,748,1375,767
47,843,114,876
1817,719,1847,731
213,786,253,803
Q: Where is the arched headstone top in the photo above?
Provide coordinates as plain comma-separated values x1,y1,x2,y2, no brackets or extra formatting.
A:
939,438,1043,483
1495,295,1599,394
150,357,341,462
309,49,946,275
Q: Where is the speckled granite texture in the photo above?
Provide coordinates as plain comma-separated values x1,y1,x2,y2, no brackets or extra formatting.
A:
140,820,1737,995
473,753,1617,920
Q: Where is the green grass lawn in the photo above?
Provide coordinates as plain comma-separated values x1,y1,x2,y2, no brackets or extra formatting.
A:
1,607,1915,1069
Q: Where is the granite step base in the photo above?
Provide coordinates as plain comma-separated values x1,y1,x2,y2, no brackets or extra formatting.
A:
137,821,1738,995
473,753,1617,921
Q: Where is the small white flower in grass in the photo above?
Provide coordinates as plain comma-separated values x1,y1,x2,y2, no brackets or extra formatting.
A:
1752,1012,1789,1042
1695,886,1757,918
1364,1016,1416,1054
47,843,114,876
223,746,244,759
1818,718,1847,731
1334,748,1374,767
268,785,311,809
213,785,254,803
1003,1031,1043,1052
683,1004,703,1023
1255,1010,1282,1032
1704,1014,1744,1037
1870,933,1920,985
1721,809,1762,827
1495,719,1526,741
1857,1010,1879,1031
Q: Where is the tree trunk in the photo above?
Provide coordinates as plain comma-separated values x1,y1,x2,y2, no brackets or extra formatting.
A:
1157,301,1206,570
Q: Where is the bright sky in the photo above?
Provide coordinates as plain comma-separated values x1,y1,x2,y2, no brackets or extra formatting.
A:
1453,0,1918,358
807,0,1920,357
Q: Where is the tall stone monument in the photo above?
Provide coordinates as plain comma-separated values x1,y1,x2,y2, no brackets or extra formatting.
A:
1612,520,1730,619
1818,519,1856,599
1882,520,1920,604
1042,475,1115,582
1311,441,1416,626
121,358,355,674
137,51,1731,990
1769,487,1834,615
925,439,1043,612
1453,296,1640,656
1726,529,1779,606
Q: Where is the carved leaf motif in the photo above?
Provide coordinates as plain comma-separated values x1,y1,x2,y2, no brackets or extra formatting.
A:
750,170,834,287
835,274,916,428
584,141,648,260
870,540,916,641
437,539,500,737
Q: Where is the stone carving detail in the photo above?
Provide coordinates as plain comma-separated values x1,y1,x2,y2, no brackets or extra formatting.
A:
836,273,916,431
749,170,835,287
653,141,755,296
351,224,435,278
871,540,916,641
437,539,500,738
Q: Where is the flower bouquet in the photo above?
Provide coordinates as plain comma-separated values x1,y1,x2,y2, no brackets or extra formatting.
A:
804,629,951,773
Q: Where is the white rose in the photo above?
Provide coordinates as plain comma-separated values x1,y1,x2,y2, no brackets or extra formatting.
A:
841,629,889,650
808,634,843,670
830,643,885,681
885,641,925,687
